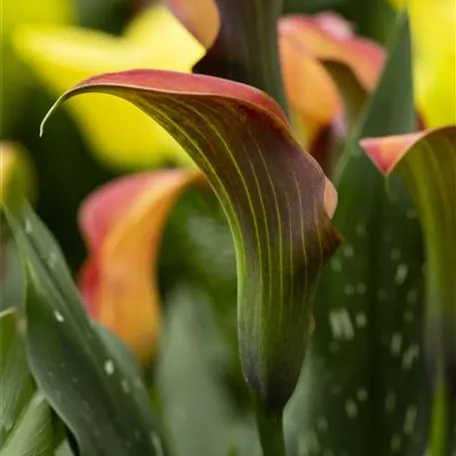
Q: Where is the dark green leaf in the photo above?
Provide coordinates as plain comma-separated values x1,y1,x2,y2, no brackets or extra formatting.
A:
362,126,456,455
0,236,24,311
286,12,431,456
323,60,370,133
4,204,168,456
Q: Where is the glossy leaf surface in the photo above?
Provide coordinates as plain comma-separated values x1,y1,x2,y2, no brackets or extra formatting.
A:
4,204,168,456
285,13,430,456
362,126,456,454
42,70,341,410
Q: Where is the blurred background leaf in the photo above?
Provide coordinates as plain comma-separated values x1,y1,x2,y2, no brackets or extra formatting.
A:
0,308,56,456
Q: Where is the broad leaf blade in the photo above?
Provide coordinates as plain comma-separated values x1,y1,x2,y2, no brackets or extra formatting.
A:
4,205,168,456
42,71,341,411
286,12,430,456
0,308,54,456
362,126,456,454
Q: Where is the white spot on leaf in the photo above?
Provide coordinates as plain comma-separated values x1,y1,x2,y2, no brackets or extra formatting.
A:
356,388,368,402
343,244,354,259
24,219,32,234
53,310,64,322
48,252,58,268
150,432,164,456
402,344,420,370
330,258,342,272
345,399,358,418
395,264,409,284
355,312,367,327
404,405,418,435
2,417,13,432
390,333,403,356
121,380,130,394
344,285,355,296
104,359,115,376
404,309,414,323
329,309,354,340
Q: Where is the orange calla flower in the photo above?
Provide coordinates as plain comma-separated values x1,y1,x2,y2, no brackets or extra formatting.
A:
78,170,202,362
279,13,384,141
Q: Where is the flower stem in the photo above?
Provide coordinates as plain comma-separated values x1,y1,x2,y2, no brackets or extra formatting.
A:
255,405,287,456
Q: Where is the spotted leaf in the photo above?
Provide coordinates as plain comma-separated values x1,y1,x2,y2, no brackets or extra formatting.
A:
285,13,431,456
4,204,169,456
41,70,341,413
362,126,456,454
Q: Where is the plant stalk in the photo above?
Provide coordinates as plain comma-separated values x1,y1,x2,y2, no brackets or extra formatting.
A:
255,405,287,456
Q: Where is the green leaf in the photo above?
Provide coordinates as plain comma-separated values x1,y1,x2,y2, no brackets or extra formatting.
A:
0,308,54,456
41,71,341,415
4,204,168,456
285,12,431,456
322,60,370,134
0,235,24,311
165,0,289,112
362,126,456,455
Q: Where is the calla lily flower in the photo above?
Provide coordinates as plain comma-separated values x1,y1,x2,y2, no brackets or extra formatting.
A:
389,0,456,126
78,170,203,362
43,67,341,434
13,5,204,169
15,4,384,169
